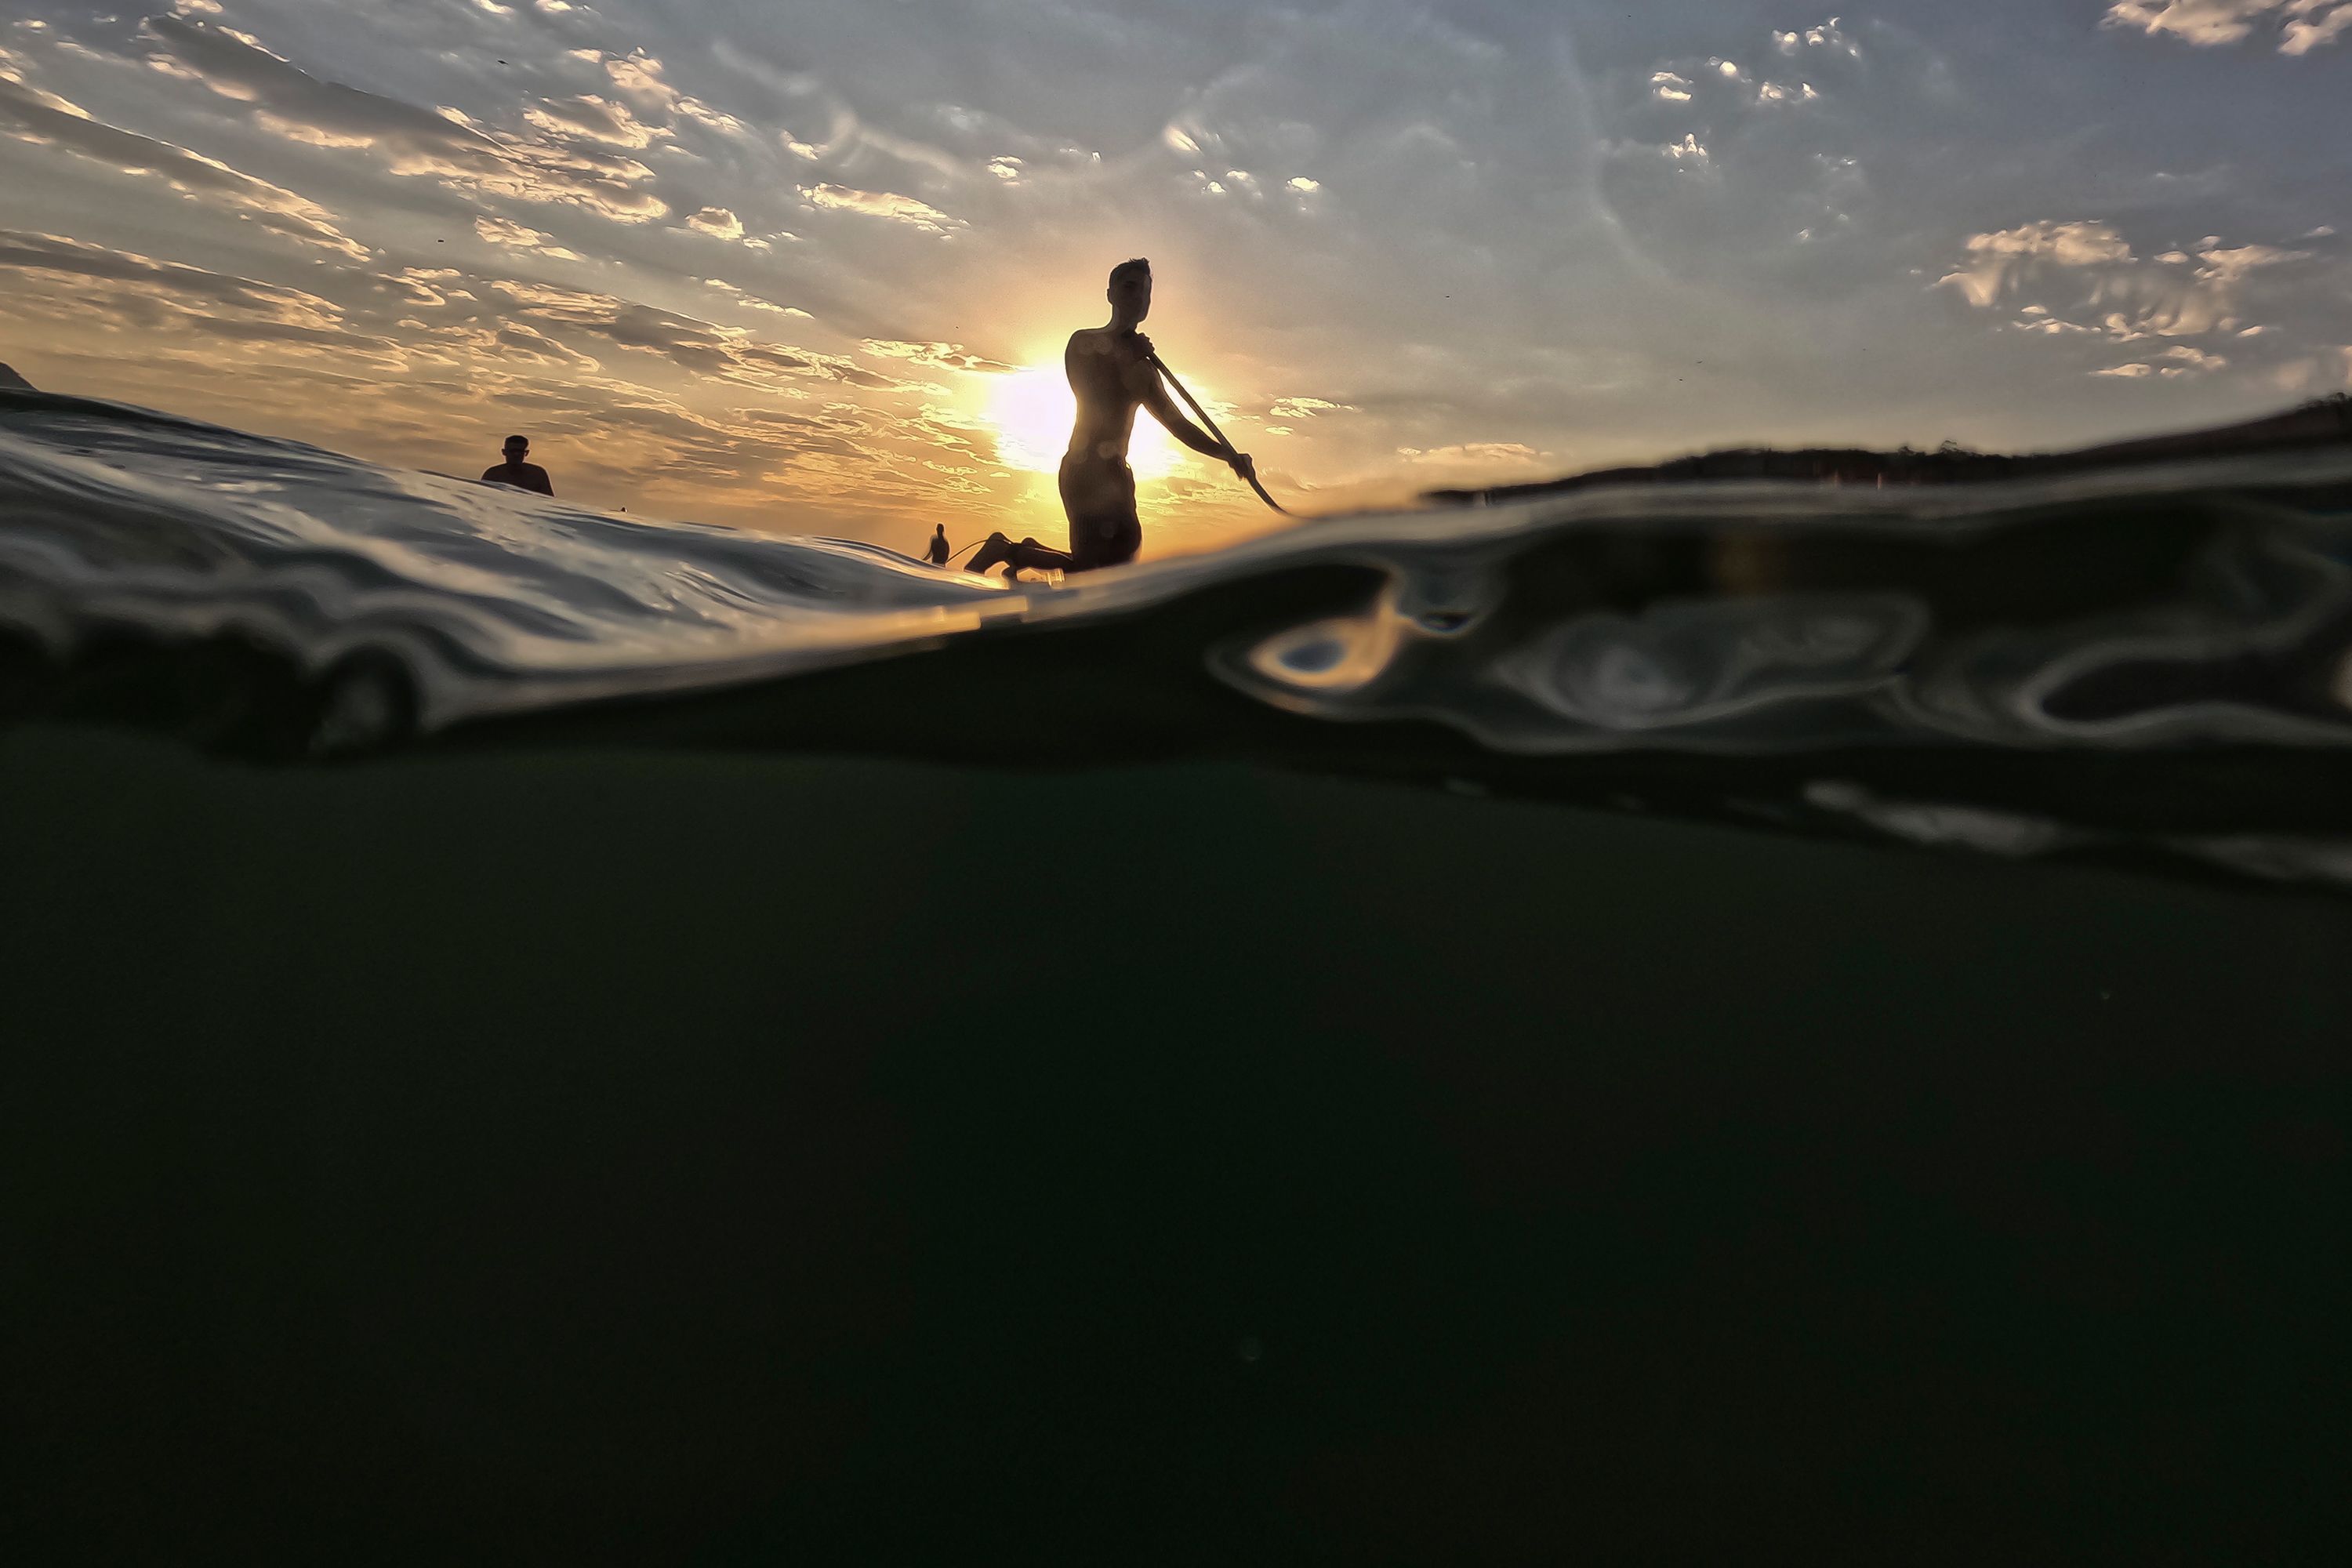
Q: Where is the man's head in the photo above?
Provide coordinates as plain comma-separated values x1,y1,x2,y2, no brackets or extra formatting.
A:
1106,258,1151,326
502,435,529,462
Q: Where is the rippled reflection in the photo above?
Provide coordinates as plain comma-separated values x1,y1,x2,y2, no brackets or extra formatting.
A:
5,387,2350,884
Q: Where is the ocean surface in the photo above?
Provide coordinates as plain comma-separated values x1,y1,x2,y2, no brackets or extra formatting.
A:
5,386,2352,889
6,386,2350,1560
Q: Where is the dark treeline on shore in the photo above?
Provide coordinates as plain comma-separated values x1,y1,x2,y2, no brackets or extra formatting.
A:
1428,394,2352,505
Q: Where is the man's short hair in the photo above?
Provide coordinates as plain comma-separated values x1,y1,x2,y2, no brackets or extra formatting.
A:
1108,257,1151,289
503,434,528,447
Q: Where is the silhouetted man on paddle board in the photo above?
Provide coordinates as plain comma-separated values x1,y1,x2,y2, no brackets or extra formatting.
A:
967,258,1253,576
481,434,554,496
924,523,951,565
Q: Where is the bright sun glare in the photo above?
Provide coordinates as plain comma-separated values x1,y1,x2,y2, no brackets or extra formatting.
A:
984,365,1185,479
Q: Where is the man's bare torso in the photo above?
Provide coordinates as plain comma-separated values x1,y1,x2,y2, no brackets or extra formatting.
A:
1065,327,1156,463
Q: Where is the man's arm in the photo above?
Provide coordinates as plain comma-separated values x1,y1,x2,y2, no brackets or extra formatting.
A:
1131,358,1236,460
528,466,554,496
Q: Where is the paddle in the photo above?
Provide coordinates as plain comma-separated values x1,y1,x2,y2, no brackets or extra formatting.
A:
1147,353,1291,517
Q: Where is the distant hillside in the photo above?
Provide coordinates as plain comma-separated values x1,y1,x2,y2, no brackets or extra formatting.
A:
1425,394,2352,505
0,362,34,392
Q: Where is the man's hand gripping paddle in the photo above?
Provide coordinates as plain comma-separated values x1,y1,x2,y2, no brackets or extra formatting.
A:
1147,353,1292,517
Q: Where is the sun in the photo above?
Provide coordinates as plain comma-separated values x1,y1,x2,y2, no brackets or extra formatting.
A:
983,365,1185,479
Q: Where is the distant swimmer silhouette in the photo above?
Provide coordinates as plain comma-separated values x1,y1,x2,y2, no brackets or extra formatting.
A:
481,434,554,496
967,258,1256,577
924,524,951,565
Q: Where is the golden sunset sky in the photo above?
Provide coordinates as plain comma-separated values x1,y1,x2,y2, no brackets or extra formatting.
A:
2,0,2347,559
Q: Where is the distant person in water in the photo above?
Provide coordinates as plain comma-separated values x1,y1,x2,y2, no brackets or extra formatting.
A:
481,435,554,495
967,258,1253,577
924,524,951,565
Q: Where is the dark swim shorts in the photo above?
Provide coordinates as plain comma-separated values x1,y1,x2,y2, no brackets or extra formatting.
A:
1058,452,1141,571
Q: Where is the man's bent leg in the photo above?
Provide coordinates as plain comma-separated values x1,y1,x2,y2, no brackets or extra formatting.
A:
963,532,1014,574
1008,538,1076,573
1071,515,1141,571
1060,454,1140,572
964,532,1076,576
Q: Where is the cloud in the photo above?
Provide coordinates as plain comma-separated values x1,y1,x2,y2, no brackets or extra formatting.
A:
2193,241,2312,281
1269,397,1353,419
597,51,745,134
2103,1,2352,53
859,339,1016,373
397,317,604,376
0,228,400,359
1598,15,1893,284
0,75,366,259
2159,343,2230,370
1945,221,2320,348
798,183,961,234
684,206,744,240
1773,19,1862,56
1399,441,1546,465
491,280,906,390
140,16,670,223
1940,220,2136,308
699,278,809,318
524,94,661,150
2284,2,2352,51
483,322,601,373
2096,344,2230,377
0,228,330,316
2107,0,2274,42
143,16,508,158
474,216,583,260
1649,54,1818,114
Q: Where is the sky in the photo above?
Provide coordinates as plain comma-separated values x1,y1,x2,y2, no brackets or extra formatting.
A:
1,0,2347,556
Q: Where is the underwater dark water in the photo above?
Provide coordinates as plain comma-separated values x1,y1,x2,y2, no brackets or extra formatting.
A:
3,392,2349,1560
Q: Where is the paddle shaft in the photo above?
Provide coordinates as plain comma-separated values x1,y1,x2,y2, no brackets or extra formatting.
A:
1148,353,1290,517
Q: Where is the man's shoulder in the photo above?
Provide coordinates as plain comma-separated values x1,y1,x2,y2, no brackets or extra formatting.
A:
521,463,550,479
481,464,508,480
1067,326,1141,360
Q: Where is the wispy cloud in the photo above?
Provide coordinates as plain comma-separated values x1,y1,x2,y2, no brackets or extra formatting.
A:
142,16,673,222
474,215,583,260
0,74,366,258
2096,343,2231,377
798,183,962,234
860,339,1016,373
0,229,400,360
1399,441,1547,466
524,95,662,150
2103,1,2352,54
1944,220,2319,346
1940,221,2137,310
492,280,909,390
683,206,744,241
1773,18,1862,57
